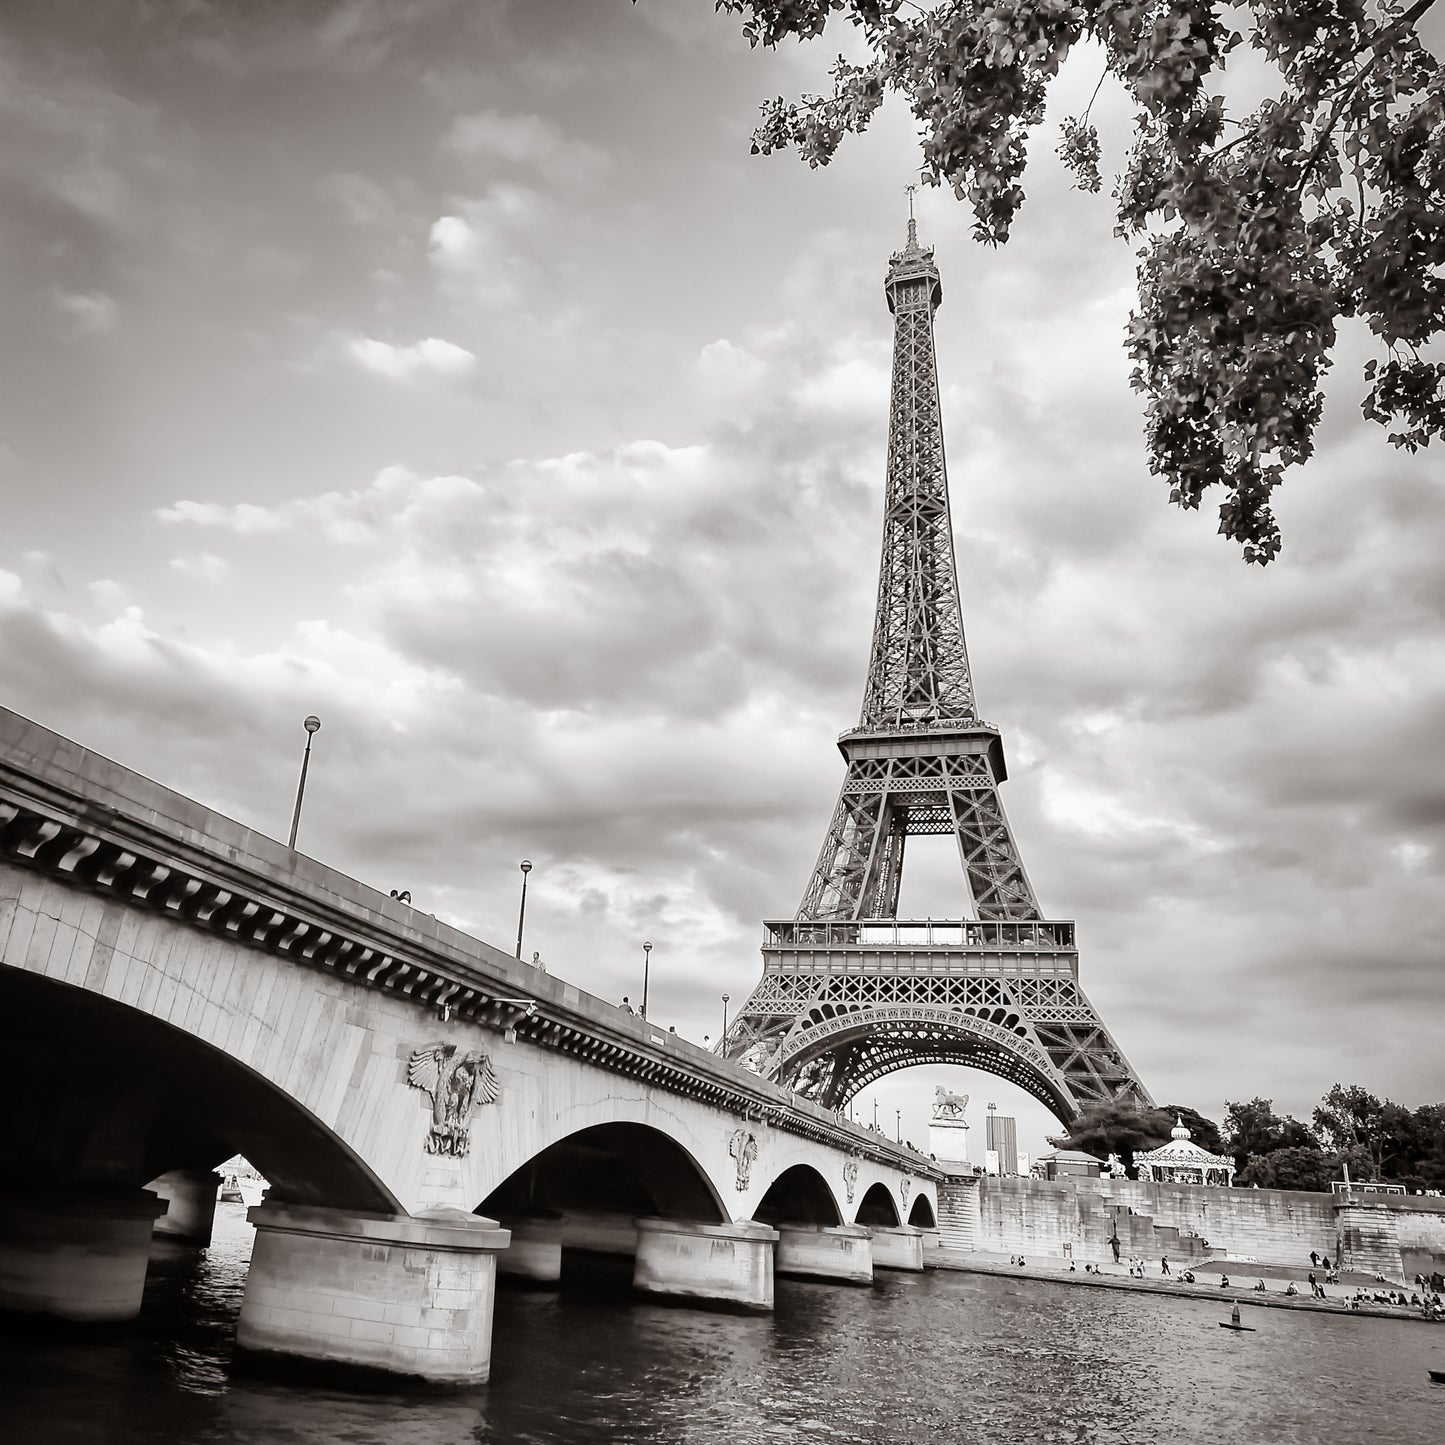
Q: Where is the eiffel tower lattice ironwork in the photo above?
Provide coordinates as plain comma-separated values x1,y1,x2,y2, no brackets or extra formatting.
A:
720,219,1152,1123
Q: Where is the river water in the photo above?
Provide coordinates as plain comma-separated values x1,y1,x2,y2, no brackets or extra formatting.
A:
1,1204,1442,1445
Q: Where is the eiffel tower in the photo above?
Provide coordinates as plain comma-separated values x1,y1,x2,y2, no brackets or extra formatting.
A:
721,216,1152,1122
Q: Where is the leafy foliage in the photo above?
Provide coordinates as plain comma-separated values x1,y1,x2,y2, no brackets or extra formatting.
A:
1062,1099,1223,1174
1226,1087,1445,1189
1222,1095,1319,1168
1236,1143,1337,1190
716,0,1445,562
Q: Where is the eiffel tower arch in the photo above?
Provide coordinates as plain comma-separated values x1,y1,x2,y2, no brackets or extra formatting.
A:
722,219,1152,1125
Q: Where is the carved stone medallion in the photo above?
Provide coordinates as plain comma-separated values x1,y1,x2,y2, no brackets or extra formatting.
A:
842,1158,859,1204
407,1042,500,1158
729,1128,758,1191
900,1177,911,1207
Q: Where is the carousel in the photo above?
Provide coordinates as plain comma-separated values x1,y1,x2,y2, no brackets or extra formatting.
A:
1133,1118,1236,1187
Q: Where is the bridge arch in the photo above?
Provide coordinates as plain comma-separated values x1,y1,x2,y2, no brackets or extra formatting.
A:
854,1180,900,1227
751,1163,842,1227
0,965,401,1213
476,1121,726,1225
777,1007,1074,1123
907,1193,936,1228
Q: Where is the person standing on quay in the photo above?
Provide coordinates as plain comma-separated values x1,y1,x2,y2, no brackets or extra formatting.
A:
1161,1256,1170,1276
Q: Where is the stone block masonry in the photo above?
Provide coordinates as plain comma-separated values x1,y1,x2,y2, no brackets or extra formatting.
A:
775,1223,873,1284
948,1175,1445,1279
633,1218,779,1311
1336,1203,1406,1284
236,1202,510,1387
0,1190,167,1322
965,1176,1334,1264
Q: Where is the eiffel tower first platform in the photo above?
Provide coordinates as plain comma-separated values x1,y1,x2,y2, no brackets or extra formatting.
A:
720,219,1152,1123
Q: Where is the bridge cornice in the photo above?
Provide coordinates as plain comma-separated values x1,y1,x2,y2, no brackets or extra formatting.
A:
0,710,938,1181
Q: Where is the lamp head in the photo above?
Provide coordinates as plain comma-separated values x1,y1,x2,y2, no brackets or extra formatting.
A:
303,715,321,734
643,940,652,954
520,859,532,874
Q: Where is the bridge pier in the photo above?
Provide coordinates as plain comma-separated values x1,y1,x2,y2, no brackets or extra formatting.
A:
774,1222,874,1285
868,1223,925,1272
559,1209,639,1258
148,1170,219,1246
0,1190,167,1322
496,1212,563,1286
633,1218,779,1312
236,1203,511,1387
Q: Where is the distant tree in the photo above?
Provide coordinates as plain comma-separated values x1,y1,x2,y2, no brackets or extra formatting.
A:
1222,1097,1319,1171
1416,1106,1445,1189
1237,1145,1336,1192
1313,1083,1388,1180
1063,1100,1171,1175
1063,1101,1221,1175
717,0,1445,563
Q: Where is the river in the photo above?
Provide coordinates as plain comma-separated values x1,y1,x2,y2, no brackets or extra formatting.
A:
1,1204,1441,1444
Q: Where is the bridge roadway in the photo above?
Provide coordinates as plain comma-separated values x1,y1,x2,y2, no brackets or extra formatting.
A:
0,707,942,1386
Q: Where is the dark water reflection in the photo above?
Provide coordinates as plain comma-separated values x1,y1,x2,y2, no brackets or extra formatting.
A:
1,1204,1441,1444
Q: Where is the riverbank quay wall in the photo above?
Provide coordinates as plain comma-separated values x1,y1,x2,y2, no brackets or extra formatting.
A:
0,706,940,1384
944,1176,1445,1277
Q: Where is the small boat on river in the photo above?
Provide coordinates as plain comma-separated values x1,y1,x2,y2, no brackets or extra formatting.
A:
1428,1369,1445,1384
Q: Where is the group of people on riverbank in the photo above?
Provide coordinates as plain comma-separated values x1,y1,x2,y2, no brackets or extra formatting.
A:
1348,1285,1445,1319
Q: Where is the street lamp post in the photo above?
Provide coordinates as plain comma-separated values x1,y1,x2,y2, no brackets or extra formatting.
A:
721,992,730,1043
641,941,652,1019
515,860,532,959
287,715,322,850
896,1108,902,1143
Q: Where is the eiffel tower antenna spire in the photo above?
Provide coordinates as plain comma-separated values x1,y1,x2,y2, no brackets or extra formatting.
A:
722,223,1153,1123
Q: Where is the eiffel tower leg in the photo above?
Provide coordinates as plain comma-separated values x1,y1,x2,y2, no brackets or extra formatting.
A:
797,765,904,923
948,780,1039,922
866,822,905,920
1028,982,1153,1113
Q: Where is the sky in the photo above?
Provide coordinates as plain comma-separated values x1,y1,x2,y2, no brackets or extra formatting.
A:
2,0,1442,1163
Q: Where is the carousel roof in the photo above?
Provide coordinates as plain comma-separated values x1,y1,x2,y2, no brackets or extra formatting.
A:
1135,1119,1234,1170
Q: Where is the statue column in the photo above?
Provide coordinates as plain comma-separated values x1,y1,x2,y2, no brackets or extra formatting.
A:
237,1203,510,1387
928,1106,971,1165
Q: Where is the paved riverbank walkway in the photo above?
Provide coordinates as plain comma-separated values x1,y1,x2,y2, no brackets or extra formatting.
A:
930,1249,1440,1324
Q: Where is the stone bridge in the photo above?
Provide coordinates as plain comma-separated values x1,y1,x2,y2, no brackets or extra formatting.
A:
0,707,941,1386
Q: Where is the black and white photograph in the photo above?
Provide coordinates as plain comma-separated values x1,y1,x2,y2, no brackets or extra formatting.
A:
1,2,1443,1441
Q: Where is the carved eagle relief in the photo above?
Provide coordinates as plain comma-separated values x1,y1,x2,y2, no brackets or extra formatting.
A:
729,1128,758,1191
406,1042,501,1158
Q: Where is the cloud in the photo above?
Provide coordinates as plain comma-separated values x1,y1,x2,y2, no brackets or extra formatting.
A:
156,501,287,534
424,186,548,306
443,109,610,188
319,171,396,230
156,467,482,543
347,335,476,379
169,553,229,582
53,289,117,333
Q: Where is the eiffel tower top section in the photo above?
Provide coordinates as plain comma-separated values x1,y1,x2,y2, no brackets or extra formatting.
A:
859,218,979,736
